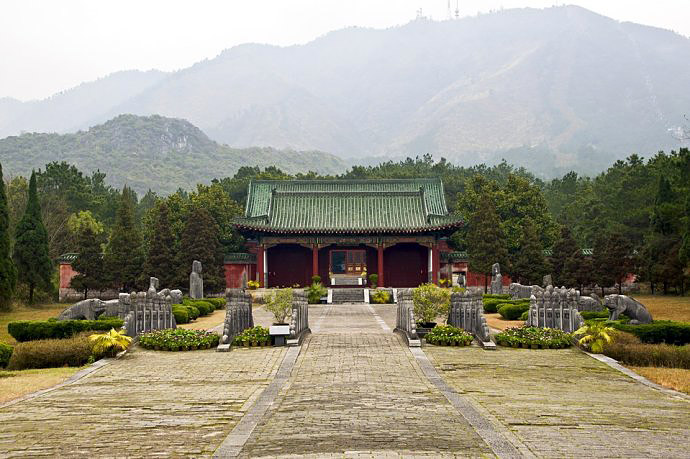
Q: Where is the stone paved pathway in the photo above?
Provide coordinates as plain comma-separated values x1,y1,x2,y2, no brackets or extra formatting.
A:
238,304,494,458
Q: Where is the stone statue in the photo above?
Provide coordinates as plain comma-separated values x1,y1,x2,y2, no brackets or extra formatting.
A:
604,294,653,324
543,274,553,288
578,293,603,312
190,260,203,299
170,289,183,305
58,298,119,320
148,277,159,296
490,263,503,294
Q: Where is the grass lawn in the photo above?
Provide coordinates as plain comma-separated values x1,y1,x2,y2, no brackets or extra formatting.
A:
485,313,524,331
626,366,690,395
178,308,226,331
0,366,82,404
0,303,66,345
631,295,690,322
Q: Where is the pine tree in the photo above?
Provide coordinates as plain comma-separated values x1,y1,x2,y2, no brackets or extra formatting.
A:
104,186,144,291
593,231,633,295
140,201,176,288
550,226,579,286
177,206,225,294
510,220,548,285
466,193,509,293
13,172,52,303
0,163,17,311
70,225,105,299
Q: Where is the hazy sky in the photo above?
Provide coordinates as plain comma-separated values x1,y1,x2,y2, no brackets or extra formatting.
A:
2,0,689,101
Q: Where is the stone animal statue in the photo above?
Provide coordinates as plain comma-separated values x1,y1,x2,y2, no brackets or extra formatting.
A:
190,260,204,299
542,274,553,288
604,294,652,324
58,298,119,320
578,293,603,312
170,289,183,304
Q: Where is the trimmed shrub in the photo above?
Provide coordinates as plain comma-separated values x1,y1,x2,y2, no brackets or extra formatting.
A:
232,326,270,346
172,304,190,324
186,304,200,320
204,298,226,310
519,310,529,321
8,318,124,342
370,290,392,304
495,327,572,348
368,273,378,288
0,342,13,367
483,294,511,300
139,328,219,351
195,301,214,316
483,297,529,314
498,303,530,320
7,334,95,370
610,321,690,346
580,311,611,320
425,325,473,346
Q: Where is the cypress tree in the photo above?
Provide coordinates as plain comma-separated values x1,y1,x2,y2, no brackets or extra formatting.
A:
550,227,579,286
13,172,52,303
511,220,548,285
593,231,633,296
177,206,225,294
70,225,105,299
0,163,17,310
466,193,509,293
140,201,176,288
104,186,144,291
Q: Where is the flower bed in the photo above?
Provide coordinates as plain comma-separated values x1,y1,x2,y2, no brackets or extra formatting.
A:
424,325,474,346
232,326,270,347
496,326,573,349
139,329,219,351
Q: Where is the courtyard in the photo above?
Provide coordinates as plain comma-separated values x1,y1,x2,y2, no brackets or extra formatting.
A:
1,303,688,458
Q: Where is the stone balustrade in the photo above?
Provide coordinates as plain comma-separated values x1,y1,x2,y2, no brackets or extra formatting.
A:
120,290,176,337
527,285,585,333
219,289,254,349
394,288,420,347
288,290,309,346
448,291,494,349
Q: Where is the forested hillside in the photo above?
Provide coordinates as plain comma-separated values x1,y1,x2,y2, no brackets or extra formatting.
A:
0,114,347,194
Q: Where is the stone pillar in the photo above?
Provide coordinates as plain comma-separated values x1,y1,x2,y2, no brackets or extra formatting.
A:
432,243,440,285
377,245,385,287
257,245,265,288
312,245,319,281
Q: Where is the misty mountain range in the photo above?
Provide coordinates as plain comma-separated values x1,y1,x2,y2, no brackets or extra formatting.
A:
1,5,689,178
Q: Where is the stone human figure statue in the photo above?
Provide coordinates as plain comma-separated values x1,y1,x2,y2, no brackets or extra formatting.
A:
490,263,503,294
189,260,203,299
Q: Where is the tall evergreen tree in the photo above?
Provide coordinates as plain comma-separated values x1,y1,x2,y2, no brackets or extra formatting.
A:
550,227,579,286
70,225,106,299
104,186,144,291
466,193,509,293
593,231,633,295
13,172,52,303
510,220,548,285
140,201,176,288
177,206,225,294
0,163,17,310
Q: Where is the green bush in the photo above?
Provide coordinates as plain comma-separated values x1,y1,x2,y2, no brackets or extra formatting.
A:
195,301,214,316
8,318,124,342
7,334,95,370
232,326,270,346
172,304,190,324
139,329,219,351
603,333,690,369
483,294,511,300
186,305,200,320
204,298,226,310
265,288,293,324
495,327,573,348
370,290,391,304
580,311,610,320
306,282,328,304
498,303,531,320
519,310,529,321
311,275,321,284
0,342,13,367
609,321,690,346
413,283,451,323
424,325,473,346
483,297,529,314
368,273,378,288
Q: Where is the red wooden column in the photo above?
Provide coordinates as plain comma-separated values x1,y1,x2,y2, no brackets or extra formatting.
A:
257,245,265,288
377,245,385,287
312,245,319,280
432,243,440,285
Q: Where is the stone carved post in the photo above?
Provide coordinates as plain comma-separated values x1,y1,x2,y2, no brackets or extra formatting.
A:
190,260,203,299
490,263,503,294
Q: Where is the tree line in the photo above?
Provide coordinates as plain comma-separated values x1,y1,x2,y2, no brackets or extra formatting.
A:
0,149,688,309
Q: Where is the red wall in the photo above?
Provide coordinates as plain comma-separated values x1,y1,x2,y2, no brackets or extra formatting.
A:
450,261,512,288
224,263,256,288
59,263,77,289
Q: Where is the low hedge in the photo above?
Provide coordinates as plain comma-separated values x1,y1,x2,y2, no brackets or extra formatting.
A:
603,332,690,368
172,304,190,324
483,294,511,300
7,334,96,370
498,303,530,320
580,311,610,320
424,325,473,346
139,328,219,351
496,326,573,349
484,297,529,314
8,318,124,342
0,342,13,367
610,321,690,346
205,298,226,310
233,326,270,346
519,310,529,321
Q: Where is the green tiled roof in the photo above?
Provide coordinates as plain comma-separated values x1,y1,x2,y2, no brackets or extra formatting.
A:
57,253,79,263
235,178,462,234
224,253,257,264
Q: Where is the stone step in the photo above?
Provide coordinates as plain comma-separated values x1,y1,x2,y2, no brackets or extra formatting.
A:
331,288,366,303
